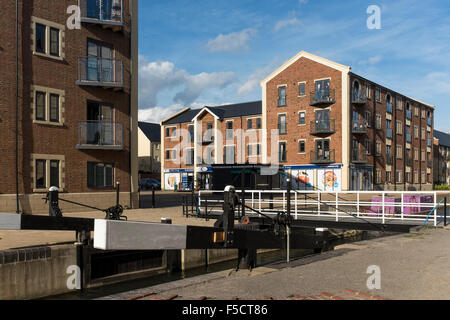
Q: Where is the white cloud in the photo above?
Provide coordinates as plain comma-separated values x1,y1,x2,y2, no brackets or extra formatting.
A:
139,56,236,110
298,0,308,4
358,55,382,65
206,28,257,53
238,64,276,97
274,17,302,32
139,104,185,124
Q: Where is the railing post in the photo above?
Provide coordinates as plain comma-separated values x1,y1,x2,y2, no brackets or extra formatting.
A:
401,192,404,221
295,192,298,220
434,192,438,227
357,192,360,217
283,191,286,212
318,192,321,216
335,192,339,222
382,192,385,224
445,197,447,227
259,191,262,218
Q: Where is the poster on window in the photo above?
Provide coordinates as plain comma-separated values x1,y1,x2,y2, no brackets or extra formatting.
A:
164,173,180,191
291,170,315,191
317,169,342,191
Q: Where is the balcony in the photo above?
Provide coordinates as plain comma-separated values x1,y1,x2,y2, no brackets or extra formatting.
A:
427,118,432,126
310,89,335,106
352,148,368,164
79,0,123,29
387,129,393,139
310,150,335,164
406,134,412,143
406,156,412,167
310,120,335,135
77,121,123,150
352,121,368,134
428,160,433,168
387,103,393,114
406,110,412,120
352,90,367,105
427,139,432,147
76,57,124,89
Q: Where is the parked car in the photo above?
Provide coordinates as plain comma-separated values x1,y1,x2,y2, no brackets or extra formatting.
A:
139,178,161,190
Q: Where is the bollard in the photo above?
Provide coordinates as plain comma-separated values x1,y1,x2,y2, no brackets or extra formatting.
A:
445,198,447,227
48,186,62,217
161,217,172,224
152,186,156,208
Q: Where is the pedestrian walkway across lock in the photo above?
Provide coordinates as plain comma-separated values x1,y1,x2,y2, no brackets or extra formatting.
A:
189,190,449,228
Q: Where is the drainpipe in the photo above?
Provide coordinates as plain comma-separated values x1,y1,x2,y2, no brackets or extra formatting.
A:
15,0,20,214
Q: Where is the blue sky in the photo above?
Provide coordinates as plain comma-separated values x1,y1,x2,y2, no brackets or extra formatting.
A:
137,0,450,132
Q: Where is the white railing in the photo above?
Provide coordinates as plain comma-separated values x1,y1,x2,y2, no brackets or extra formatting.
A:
197,190,449,227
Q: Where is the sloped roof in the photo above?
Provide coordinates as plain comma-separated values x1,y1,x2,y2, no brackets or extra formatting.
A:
138,122,161,143
162,101,262,125
434,130,450,148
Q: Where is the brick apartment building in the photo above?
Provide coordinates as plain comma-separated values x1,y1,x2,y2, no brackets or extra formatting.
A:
0,0,139,214
433,130,450,186
161,51,435,192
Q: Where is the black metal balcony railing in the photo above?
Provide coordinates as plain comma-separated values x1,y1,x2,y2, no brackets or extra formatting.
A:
79,0,123,26
310,120,336,135
310,149,335,164
386,129,393,139
77,121,123,150
77,57,124,88
352,148,368,164
352,121,368,134
387,103,393,114
406,110,412,120
310,89,335,106
406,156,412,167
351,90,367,105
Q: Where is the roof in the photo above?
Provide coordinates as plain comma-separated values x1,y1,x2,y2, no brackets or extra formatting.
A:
138,122,161,143
162,101,262,125
261,51,351,86
434,130,450,148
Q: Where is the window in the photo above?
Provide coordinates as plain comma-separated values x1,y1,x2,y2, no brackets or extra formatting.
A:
165,127,170,137
33,156,63,191
88,162,114,188
421,150,425,162
298,140,306,154
205,123,213,142
414,126,419,139
35,160,46,189
396,145,403,159
226,121,233,140
279,142,287,162
396,121,403,135
376,169,382,184
188,125,194,143
396,97,403,110
247,119,253,130
49,28,60,57
172,127,177,138
299,112,306,125
386,171,391,183
366,84,371,99
166,149,176,160
375,114,382,130
36,91,46,121
186,148,194,165
248,144,261,157
375,87,381,102
421,171,426,183
414,149,419,161
299,82,306,96
414,171,419,184
421,128,426,140
406,172,411,184
415,106,419,117
35,24,46,54
224,146,235,164
421,109,426,119
278,86,287,107
32,17,63,59
396,170,402,184
364,111,371,128
365,140,371,155
256,118,262,129
278,114,287,134
376,140,382,157
33,87,63,125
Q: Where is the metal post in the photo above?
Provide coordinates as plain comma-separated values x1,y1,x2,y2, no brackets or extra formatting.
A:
241,169,245,218
286,177,291,263
401,192,404,221
152,186,156,208
445,197,447,227
116,181,120,206
382,193,385,224
335,192,339,222
48,187,59,217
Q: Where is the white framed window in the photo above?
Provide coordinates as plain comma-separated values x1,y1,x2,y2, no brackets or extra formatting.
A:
298,82,306,97
396,145,402,159
396,170,402,184
31,17,64,60
375,87,381,102
396,121,403,135
31,85,64,126
278,85,287,107
87,162,114,189
298,111,306,125
298,140,306,154
376,169,382,184
32,154,65,192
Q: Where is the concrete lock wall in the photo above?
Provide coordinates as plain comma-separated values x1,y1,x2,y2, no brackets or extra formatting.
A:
0,245,77,300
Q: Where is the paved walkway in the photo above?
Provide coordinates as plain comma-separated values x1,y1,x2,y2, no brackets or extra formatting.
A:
102,227,450,300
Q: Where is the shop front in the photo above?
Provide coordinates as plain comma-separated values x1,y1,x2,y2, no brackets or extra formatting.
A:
163,169,195,191
282,165,343,192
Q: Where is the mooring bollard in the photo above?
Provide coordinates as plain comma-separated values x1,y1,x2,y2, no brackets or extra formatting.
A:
152,186,156,208
116,181,120,206
48,186,62,217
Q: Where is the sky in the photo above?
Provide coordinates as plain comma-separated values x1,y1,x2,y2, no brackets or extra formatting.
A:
137,0,450,132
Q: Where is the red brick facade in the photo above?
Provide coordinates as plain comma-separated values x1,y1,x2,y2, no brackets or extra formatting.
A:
0,0,138,213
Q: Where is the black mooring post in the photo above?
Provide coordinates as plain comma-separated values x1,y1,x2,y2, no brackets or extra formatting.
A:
116,181,120,206
241,169,245,218
48,187,59,217
152,186,156,208
269,175,274,210
286,177,291,217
